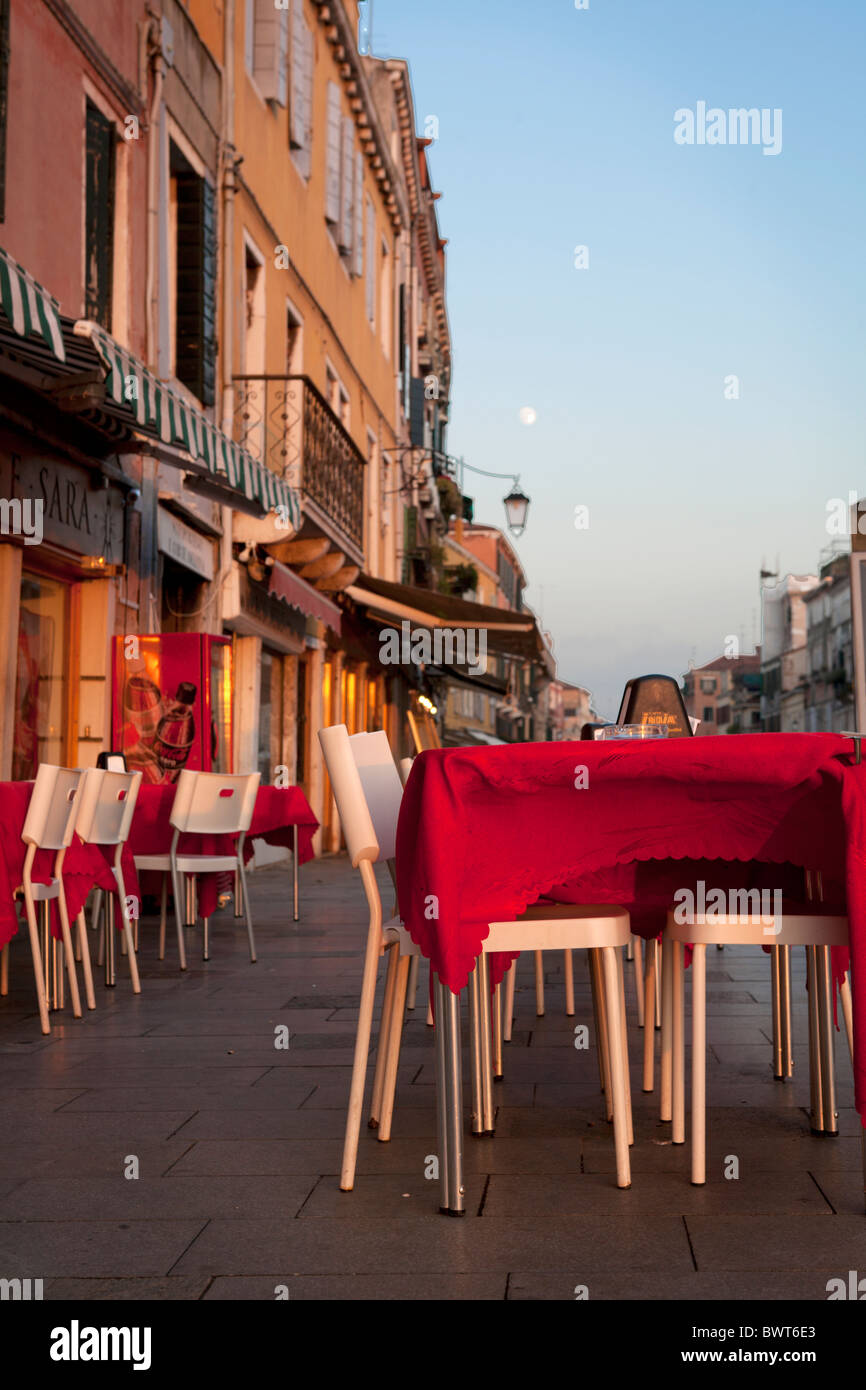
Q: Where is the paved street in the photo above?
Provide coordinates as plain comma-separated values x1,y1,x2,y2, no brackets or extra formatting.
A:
0,855,859,1302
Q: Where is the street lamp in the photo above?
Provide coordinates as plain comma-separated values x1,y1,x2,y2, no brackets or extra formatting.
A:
503,483,530,538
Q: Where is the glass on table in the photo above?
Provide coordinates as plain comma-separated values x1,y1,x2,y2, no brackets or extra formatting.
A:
597,724,669,741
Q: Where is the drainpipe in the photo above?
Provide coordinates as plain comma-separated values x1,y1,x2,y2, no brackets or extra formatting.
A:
220,0,236,441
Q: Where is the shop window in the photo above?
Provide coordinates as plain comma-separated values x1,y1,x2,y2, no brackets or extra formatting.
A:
13,572,70,778
85,100,116,329
257,649,284,784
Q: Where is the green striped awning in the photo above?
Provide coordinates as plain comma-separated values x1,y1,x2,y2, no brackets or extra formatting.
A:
73,320,299,527
0,246,66,362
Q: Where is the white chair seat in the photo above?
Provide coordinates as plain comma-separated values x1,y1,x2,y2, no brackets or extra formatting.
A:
15,879,60,903
666,911,848,947
174,854,239,874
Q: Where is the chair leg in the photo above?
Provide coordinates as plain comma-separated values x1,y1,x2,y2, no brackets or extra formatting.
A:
477,952,495,1133
75,913,96,1011
589,948,613,1121
406,954,420,1011
626,937,633,961
158,873,168,961
56,888,82,1019
426,999,434,1026
660,931,673,1121
115,871,141,994
841,970,854,1066
293,823,299,923
105,895,116,988
503,959,516,1042
615,947,634,1146
814,944,838,1135
202,917,210,961
564,948,575,1016
170,866,188,972
237,858,257,963
378,954,410,1142
534,950,545,1017
601,945,631,1189
0,943,7,996
91,890,104,965
468,954,485,1135
691,943,707,1184
369,944,399,1130
806,945,823,1132
772,945,794,1079
22,891,50,1035
434,974,465,1215
633,935,645,1027
642,938,657,1092
672,939,685,1144
655,939,662,1028
492,981,503,1080
341,917,385,1192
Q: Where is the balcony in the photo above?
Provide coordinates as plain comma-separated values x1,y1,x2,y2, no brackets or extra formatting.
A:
232,374,365,560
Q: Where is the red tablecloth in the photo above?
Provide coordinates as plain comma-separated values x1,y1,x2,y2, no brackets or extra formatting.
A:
0,781,318,946
395,732,866,1116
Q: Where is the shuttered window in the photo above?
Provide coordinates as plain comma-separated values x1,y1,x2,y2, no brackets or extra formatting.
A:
84,101,115,330
0,0,8,223
353,152,364,277
365,197,376,322
290,0,313,177
339,116,354,253
325,82,342,225
252,0,288,105
175,171,217,406
409,376,426,447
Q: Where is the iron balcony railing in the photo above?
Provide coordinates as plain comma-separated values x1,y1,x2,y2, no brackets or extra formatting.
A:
232,374,365,552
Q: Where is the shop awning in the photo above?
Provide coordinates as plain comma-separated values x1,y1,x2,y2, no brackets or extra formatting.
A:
269,558,342,634
0,246,66,362
72,320,300,528
345,574,542,661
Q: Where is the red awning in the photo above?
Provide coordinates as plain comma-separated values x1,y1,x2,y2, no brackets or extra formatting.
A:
268,561,342,634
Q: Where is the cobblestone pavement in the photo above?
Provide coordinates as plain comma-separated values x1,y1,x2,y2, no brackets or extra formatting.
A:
0,853,858,1301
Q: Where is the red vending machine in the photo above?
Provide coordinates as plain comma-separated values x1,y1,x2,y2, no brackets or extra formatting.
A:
111,634,233,784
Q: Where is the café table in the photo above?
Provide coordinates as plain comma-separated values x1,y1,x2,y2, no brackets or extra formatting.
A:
395,731,866,1215
0,779,318,967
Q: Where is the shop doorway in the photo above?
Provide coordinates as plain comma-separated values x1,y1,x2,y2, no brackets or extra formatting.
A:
13,569,75,778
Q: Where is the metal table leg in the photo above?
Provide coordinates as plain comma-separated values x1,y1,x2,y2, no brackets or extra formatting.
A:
105,894,116,987
434,975,464,1215
477,952,495,1133
815,944,838,1135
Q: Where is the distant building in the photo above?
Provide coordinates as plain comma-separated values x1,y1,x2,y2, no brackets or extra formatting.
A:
760,576,819,732
683,652,762,735
802,553,854,732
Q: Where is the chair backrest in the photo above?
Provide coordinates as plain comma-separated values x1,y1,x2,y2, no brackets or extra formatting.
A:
407,709,440,753
21,765,82,852
318,724,403,866
169,770,260,836
75,767,143,846
97,750,128,772
398,756,414,787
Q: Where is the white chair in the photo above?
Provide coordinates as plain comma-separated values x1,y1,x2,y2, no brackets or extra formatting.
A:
665,898,850,1185
76,767,143,994
2,765,84,1034
320,723,635,1193
136,770,261,966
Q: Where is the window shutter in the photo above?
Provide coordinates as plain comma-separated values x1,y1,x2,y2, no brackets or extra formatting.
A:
84,101,115,330
353,152,364,277
339,116,354,253
175,175,217,407
325,82,341,225
409,376,426,447
365,197,376,321
0,0,8,223
301,23,314,173
290,0,306,148
253,0,287,104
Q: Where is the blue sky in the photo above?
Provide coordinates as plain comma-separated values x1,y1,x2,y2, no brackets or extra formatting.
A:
369,0,866,717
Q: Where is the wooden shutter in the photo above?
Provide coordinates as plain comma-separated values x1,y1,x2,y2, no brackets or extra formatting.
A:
175,174,217,406
84,101,115,330
353,152,364,277
365,197,376,320
325,82,341,224
339,116,354,253
254,0,288,105
0,0,8,223
290,0,306,152
409,376,426,447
